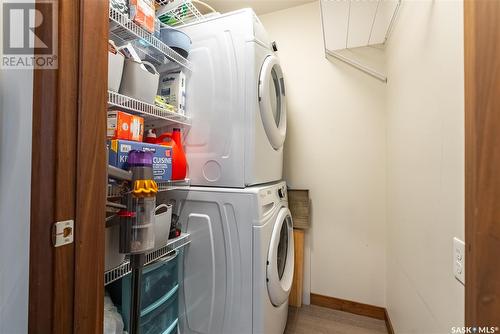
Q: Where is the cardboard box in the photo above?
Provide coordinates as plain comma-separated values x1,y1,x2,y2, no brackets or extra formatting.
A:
129,0,155,33
107,110,144,141
158,70,186,115
108,140,173,181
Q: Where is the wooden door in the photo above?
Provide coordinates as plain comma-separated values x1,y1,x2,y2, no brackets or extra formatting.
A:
29,0,108,333
464,0,500,326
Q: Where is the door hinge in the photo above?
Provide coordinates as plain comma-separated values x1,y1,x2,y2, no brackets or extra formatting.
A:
52,220,74,247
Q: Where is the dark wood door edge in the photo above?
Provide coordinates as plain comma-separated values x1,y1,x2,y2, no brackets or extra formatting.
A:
464,0,476,325
29,0,79,333
464,0,500,326
30,51,57,334
72,0,108,332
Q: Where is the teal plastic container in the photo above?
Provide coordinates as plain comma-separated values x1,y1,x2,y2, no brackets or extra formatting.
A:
139,286,179,334
108,252,179,331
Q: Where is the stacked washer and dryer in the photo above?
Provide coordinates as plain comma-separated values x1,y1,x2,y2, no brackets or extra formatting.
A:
166,9,294,334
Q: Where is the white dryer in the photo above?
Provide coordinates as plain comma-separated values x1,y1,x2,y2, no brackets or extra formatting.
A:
180,9,287,187
164,181,294,334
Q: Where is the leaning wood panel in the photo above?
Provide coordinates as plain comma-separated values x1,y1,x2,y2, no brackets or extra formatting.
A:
464,0,500,326
289,229,305,307
73,0,108,332
288,189,310,230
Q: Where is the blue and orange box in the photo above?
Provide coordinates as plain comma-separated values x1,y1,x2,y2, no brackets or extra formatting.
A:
108,139,173,181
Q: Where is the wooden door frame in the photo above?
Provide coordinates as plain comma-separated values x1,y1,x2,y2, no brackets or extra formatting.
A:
73,0,108,332
464,0,500,326
29,0,79,332
29,0,107,333
28,0,500,331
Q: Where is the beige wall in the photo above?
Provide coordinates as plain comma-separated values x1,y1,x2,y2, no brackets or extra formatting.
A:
261,2,388,307
261,1,464,331
385,1,464,332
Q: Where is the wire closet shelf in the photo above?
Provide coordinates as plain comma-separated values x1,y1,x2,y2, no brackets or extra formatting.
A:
109,6,193,70
108,90,191,127
155,0,205,27
104,233,191,285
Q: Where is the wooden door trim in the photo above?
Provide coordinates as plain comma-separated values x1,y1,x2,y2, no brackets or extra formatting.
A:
30,0,108,333
29,0,79,332
464,0,476,325
464,0,500,326
73,0,108,332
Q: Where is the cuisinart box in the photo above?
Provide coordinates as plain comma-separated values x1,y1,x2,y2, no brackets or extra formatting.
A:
108,140,172,181
158,70,186,115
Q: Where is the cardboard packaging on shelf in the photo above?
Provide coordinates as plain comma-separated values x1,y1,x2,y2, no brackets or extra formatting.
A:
129,0,155,33
107,110,144,142
158,70,186,115
108,139,173,181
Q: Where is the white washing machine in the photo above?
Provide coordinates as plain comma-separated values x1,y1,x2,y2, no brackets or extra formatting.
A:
180,9,287,187
164,181,294,334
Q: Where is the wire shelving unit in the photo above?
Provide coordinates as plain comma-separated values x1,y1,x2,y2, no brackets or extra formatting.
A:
109,6,193,71
104,233,191,285
108,90,190,128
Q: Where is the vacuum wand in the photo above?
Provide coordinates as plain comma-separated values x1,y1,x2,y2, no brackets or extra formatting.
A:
129,254,145,334
118,150,158,334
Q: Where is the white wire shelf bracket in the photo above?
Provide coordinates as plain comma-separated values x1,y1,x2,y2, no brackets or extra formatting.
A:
156,0,204,27
104,233,191,285
157,179,191,192
108,90,191,127
108,6,193,71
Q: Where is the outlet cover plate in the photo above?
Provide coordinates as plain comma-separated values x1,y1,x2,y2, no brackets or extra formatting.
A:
453,237,465,285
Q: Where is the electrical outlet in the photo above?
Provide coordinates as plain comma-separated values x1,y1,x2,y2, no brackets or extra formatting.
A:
453,237,465,285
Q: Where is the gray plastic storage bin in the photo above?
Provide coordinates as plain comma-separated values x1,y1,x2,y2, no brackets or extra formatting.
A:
105,224,125,271
108,51,124,92
119,60,159,104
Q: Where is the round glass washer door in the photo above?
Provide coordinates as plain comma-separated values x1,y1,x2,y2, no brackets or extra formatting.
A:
258,55,287,151
266,207,294,306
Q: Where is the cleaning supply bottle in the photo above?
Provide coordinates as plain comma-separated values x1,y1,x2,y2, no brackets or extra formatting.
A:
144,129,157,144
156,128,187,181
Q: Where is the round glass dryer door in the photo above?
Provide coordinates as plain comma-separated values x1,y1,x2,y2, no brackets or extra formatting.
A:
266,207,294,306
258,55,287,151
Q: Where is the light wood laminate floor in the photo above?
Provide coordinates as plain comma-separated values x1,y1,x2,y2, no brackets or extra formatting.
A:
284,305,388,334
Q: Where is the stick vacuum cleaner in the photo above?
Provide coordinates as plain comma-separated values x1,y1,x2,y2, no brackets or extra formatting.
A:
118,150,158,334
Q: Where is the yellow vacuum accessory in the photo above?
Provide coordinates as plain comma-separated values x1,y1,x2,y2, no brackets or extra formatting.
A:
132,179,158,197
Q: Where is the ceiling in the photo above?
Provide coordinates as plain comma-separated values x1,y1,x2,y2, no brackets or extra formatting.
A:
200,0,316,15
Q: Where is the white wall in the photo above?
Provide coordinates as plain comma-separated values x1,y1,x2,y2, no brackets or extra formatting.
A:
261,1,388,307
0,29,33,334
385,1,464,333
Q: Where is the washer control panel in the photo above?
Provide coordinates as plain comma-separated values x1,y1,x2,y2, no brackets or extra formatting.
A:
256,182,288,218
257,182,287,206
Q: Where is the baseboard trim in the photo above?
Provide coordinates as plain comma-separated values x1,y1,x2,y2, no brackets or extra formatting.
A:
310,293,385,320
310,293,394,333
384,308,395,334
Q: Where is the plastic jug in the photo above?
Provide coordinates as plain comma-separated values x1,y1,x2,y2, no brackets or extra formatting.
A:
156,128,187,180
